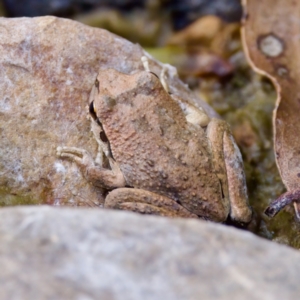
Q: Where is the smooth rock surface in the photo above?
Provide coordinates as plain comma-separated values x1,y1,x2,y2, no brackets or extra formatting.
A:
0,16,217,207
0,206,299,299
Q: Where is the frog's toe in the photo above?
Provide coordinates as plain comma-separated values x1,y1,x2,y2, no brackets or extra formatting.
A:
58,152,83,164
57,146,88,156
265,189,300,218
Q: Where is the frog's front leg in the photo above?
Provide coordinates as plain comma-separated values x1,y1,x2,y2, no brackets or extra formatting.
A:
105,188,198,218
206,118,252,223
56,146,126,189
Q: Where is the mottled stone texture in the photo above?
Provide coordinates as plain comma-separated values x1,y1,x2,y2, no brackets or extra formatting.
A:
0,206,299,299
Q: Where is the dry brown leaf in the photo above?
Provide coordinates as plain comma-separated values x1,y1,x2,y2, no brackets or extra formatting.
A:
241,0,300,218
167,15,223,46
179,49,233,77
210,23,241,57
167,15,241,58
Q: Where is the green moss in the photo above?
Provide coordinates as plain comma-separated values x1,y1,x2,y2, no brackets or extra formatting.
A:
0,187,40,206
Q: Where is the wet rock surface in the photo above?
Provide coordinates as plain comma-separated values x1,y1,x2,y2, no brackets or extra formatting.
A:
0,206,299,299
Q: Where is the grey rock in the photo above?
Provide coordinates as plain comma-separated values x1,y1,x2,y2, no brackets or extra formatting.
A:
0,206,299,300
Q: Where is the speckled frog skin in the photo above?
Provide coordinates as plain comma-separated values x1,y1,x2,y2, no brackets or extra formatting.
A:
57,58,252,223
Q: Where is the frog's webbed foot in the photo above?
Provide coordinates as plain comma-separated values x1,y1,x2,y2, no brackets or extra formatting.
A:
265,189,300,219
105,188,198,218
56,146,126,189
206,119,252,224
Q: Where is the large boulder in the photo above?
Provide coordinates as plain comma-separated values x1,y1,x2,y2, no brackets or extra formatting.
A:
0,206,299,299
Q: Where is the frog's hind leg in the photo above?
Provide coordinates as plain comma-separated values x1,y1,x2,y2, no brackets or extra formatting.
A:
206,118,252,224
105,188,198,218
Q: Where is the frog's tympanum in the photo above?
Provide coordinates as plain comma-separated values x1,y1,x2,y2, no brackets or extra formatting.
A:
57,57,252,223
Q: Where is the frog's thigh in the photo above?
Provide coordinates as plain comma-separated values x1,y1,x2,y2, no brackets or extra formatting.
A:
207,118,252,223
105,188,198,218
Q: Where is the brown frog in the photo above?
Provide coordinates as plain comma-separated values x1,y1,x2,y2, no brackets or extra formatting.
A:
57,57,252,223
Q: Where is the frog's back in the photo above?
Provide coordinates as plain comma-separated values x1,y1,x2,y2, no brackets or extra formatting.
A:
98,69,227,221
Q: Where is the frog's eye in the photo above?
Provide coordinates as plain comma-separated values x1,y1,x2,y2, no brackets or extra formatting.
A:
95,79,100,90
100,130,108,143
89,101,97,121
